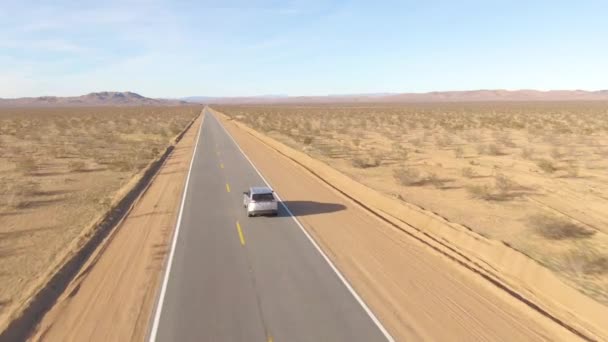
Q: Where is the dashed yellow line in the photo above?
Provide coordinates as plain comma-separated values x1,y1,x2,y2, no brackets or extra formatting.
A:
267,336,273,342
226,183,231,192
236,221,245,245
220,163,224,169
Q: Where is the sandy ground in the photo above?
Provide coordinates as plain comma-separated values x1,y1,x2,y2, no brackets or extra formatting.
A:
27,115,202,341
216,114,587,341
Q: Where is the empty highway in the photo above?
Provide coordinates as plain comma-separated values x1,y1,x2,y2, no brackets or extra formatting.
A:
149,109,391,341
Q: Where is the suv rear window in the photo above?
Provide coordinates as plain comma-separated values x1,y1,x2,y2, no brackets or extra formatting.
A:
252,193,275,202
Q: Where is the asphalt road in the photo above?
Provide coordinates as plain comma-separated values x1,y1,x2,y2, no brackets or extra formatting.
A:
150,109,390,342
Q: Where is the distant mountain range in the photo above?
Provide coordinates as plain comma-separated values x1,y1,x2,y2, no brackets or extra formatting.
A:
183,90,608,104
2,90,608,107
0,91,189,107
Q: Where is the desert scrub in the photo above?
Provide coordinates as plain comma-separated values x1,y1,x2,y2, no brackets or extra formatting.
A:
565,161,579,177
302,136,313,145
461,167,477,178
351,154,382,168
521,147,535,159
426,172,447,189
536,159,557,173
560,249,608,277
467,173,517,201
17,157,39,174
391,143,409,160
551,147,563,160
68,160,87,172
494,173,516,195
393,167,422,186
454,146,464,158
487,143,505,156
529,214,595,240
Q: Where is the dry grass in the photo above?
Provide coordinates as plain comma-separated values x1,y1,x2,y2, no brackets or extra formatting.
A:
0,106,201,313
216,101,608,304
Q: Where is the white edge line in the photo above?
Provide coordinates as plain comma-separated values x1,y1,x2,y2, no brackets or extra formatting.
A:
211,111,395,342
148,110,206,342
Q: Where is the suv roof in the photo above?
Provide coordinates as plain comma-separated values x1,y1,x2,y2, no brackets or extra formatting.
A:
250,186,273,194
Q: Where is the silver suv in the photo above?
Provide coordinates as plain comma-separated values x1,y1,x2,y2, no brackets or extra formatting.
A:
243,186,278,217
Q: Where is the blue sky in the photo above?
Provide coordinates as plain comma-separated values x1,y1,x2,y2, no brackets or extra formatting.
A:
1,1,606,98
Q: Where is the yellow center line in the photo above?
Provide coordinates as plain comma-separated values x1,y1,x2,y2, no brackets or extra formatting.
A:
236,221,245,245
226,183,231,192
267,336,273,342
220,163,224,169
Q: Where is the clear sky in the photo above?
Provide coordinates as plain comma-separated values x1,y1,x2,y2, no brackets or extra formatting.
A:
1,1,606,98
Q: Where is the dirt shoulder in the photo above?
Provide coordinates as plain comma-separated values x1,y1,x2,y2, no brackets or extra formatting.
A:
25,114,203,341
215,110,604,341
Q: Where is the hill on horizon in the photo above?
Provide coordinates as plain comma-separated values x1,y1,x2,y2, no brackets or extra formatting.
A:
0,91,189,107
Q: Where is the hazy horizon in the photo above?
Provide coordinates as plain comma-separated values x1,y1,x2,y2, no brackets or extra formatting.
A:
2,1,607,98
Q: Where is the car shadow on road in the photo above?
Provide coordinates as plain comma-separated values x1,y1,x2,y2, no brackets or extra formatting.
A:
277,200,346,217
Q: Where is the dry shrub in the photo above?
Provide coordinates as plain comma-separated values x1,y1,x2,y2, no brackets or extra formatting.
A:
68,160,87,172
582,256,608,275
0,182,18,209
551,147,563,160
108,157,134,172
3,180,42,209
436,135,453,148
537,159,557,173
521,147,535,159
352,154,381,168
467,173,516,200
392,143,409,160
454,146,464,158
409,137,422,146
529,214,595,240
17,181,40,196
17,157,39,174
427,173,446,188
495,173,516,194
393,168,422,186
303,136,313,145
467,184,493,200
487,143,505,156
566,161,579,177
560,249,608,277
461,167,477,178
496,132,516,147
151,147,161,157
